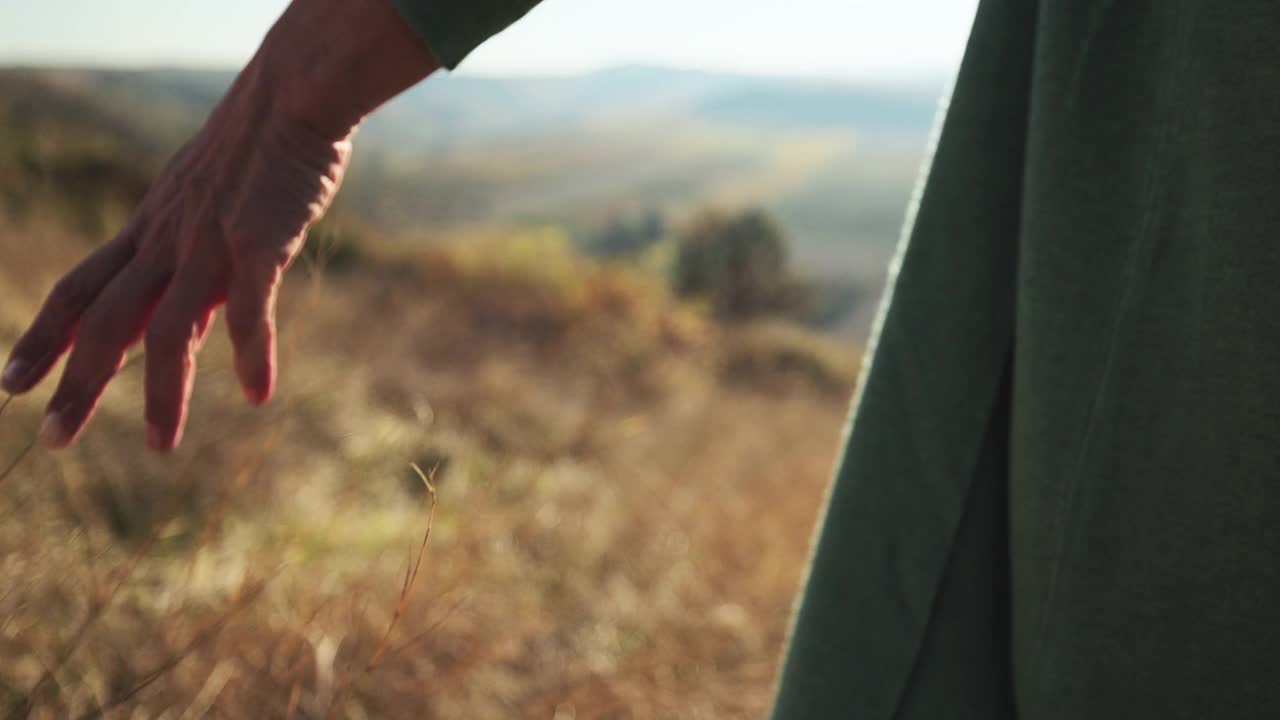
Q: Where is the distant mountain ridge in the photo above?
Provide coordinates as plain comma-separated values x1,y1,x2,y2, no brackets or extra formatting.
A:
0,64,938,338
0,63,942,146
368,64,942,145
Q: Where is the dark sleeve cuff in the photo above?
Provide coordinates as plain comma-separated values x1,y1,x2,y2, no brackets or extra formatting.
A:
389,0,544,70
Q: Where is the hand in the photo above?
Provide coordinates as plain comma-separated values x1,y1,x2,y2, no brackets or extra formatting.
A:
2,95,351,452
1,0,437,451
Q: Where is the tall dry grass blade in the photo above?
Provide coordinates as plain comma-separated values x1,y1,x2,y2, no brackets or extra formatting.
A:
0,352,140,491
17,532,158,718
366,463,437,672
183,441,273,588
177,660,235,720
373,591,470,669
73,574,271,720
0,436,36,488
285,681,303,720
324,463,438,719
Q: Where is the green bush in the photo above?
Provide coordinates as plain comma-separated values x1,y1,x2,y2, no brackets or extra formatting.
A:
587,207,667,258
671,208,791,321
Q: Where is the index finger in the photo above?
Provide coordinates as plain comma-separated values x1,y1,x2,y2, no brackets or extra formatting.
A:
2,236,136,394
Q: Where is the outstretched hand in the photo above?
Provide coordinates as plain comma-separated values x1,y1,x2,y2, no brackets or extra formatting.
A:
2,99,352,451
1,0,437,451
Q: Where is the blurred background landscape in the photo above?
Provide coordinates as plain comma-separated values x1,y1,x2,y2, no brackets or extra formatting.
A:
0,1,973,717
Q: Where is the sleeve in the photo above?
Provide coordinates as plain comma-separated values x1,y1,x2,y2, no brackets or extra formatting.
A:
388,0,546,70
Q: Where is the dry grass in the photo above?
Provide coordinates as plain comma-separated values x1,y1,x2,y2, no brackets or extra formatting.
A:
0,200,858,718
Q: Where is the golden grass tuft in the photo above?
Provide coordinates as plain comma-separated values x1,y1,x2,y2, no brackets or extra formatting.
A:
0,201,858,718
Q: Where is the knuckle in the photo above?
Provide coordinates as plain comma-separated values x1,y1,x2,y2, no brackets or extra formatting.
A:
237,258,283,294
226,304,264,340
58,356,115,400
146,386,179,412
78,298,116,329
145,314,186,350
223,307,251,339
48,273,94,314
77,304,131,352
72,314,114,355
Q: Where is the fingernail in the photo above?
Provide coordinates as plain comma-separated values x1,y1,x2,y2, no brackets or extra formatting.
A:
39,412,70,449
1,359,25,391
242,385,269,406
146,424,168,452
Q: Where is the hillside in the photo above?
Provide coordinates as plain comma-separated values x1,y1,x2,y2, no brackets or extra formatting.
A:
0,68,864,717
0,64,935,338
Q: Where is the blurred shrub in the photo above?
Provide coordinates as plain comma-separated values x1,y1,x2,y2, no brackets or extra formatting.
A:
300,220,365,273
671,208,796,321
720,322,859,394
0,69,869,719
783,278,874,331
586,207,667,258
424,225,704,359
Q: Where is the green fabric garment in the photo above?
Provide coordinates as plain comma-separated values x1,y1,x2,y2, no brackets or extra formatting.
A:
389,0,544,69
772,0,1030,715
393,0,1280,717
780,0,1280,717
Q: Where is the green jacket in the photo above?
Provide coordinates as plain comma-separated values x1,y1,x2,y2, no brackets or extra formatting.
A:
390,0,544,70
393,1,1280,718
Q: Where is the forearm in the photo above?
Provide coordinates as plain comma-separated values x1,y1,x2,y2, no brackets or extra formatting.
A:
222,0,441,142
1,0,535,450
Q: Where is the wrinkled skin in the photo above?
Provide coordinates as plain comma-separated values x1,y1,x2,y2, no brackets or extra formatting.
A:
1,0,437,451
3,105,351,451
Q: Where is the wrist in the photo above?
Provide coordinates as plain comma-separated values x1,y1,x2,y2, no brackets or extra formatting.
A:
233,0,439,141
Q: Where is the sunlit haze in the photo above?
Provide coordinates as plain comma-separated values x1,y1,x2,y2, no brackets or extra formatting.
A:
1,0,978,79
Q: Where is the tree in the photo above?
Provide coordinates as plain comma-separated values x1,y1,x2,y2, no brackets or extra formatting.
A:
672,208,792,321
588,207,667,258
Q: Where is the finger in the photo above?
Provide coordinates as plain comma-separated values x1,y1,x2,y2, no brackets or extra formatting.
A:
41,262,170,449
3,236,136,394
225,262,283,406
144,256,228,452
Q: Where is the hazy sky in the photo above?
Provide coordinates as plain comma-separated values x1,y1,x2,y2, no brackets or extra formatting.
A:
0,0,978,79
